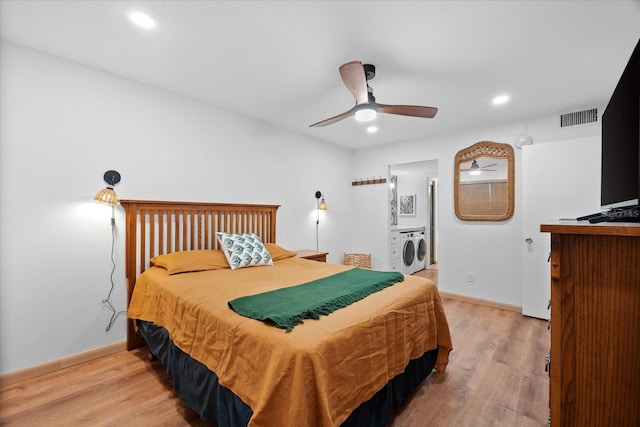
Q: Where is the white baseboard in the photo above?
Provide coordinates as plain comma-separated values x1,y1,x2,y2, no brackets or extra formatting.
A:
0,341,126,388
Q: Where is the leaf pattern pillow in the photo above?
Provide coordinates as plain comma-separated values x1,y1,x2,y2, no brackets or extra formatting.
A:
216,232,273,269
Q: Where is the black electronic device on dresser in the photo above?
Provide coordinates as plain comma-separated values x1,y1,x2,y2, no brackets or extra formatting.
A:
578,38,640,223
598,38,640,217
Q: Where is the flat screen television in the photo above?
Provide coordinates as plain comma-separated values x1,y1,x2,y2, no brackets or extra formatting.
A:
600,38,640,210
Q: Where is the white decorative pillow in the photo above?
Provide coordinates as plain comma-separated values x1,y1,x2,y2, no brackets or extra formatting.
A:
216,232,273,269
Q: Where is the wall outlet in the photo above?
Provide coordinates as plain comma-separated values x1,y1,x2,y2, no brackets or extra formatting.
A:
467,272,475,283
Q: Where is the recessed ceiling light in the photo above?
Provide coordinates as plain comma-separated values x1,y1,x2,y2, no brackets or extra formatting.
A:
129,12,156,29
367,125,378,134
492,94,509,105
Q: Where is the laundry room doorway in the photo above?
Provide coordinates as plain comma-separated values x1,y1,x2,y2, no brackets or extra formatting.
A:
389,160,438,276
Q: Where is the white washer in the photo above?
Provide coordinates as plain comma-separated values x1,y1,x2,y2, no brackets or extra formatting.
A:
414,230,428,272
400,231,416,274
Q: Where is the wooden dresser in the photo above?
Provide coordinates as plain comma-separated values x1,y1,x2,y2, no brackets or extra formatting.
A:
540,222,640,426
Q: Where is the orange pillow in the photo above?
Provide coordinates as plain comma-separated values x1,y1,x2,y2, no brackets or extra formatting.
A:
265,243,297,261
150,250,229,274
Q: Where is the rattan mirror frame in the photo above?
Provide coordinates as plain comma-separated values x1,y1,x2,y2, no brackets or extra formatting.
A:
454,141,515,221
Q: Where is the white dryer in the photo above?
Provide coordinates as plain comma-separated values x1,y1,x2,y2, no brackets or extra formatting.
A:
414,230,428,272
400,231,416,274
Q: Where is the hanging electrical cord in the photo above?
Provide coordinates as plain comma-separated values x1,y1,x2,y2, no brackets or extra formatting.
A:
316,208,320,251
102,205,126,332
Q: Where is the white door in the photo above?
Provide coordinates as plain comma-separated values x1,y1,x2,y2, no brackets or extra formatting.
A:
521,136,600,319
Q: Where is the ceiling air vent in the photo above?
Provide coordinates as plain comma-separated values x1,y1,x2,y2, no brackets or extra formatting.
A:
560,108,598,127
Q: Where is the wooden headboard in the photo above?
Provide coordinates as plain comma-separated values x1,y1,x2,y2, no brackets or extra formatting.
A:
120,199,280,350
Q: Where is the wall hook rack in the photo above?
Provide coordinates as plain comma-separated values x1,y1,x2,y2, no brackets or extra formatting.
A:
352,177,387,186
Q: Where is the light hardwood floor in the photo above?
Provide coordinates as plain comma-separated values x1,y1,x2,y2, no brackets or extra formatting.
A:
0,276,549,427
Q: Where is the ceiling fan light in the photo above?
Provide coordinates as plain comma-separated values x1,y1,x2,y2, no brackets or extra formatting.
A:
355,108,376,122
469,160,481,175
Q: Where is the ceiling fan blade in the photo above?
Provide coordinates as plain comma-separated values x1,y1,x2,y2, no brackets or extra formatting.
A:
339,61,369,105
309,106,356,127
480,163,498,169
377,104,438,118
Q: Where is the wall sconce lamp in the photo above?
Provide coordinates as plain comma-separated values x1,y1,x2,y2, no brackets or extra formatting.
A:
94,169,125,332
94,170,121,206
315,190,328,210
314,191,327,251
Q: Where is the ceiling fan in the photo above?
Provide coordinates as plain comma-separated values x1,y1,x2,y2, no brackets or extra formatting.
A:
461,160,497,175
309,61,438,127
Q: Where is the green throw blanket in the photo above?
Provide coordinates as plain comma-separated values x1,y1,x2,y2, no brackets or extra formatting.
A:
228,268,404,332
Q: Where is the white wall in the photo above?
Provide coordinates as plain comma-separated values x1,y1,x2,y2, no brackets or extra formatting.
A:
0,42,352,375
351,118,601,307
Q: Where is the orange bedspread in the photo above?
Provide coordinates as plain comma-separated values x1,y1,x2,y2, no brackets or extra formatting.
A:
128,257,452,427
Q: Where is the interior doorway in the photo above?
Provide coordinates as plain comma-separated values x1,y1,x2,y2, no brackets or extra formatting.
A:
389,160,438,274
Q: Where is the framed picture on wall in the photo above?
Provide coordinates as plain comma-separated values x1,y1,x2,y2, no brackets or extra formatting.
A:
399,194,416,216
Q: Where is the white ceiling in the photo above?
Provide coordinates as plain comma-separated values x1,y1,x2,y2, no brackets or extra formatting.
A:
2,1,640,150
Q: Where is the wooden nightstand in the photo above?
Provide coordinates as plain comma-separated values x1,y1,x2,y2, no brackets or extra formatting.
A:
295,250,328,263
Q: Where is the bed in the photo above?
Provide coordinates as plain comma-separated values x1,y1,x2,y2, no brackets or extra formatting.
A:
122,200,452,427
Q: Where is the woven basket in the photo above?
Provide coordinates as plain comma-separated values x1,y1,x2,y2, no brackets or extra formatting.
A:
343,253,372,269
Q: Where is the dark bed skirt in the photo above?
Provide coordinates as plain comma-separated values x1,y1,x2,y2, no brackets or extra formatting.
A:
137,320,438,426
